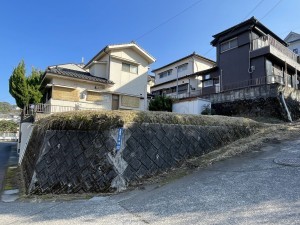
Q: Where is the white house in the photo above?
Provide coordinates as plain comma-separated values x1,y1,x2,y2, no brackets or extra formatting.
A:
41,42,156,112
151,53,216,99
284,31,300,55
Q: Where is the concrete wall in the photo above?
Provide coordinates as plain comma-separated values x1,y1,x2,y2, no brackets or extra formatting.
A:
21,122,255,194
172,98,211,115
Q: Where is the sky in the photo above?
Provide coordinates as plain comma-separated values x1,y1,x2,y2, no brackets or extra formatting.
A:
1,0,300,104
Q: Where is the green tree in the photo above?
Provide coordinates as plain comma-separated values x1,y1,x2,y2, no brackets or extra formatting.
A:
9,61,29,109
27,68,43,104
9,61,43,108
148,95,173,112
0,120,18,132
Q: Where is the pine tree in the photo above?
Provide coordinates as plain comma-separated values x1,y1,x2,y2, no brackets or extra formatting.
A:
9,60,29,108
9,61,43,108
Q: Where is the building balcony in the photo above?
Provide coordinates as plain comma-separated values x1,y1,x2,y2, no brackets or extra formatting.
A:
251,35,300,70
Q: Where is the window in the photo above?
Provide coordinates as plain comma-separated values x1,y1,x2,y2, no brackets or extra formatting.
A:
178,84,188,94
293,48,298,54
177,63,188,72
204,74,211,80
158,69,172,79
122,63,138,74
220,37,238,53
203,80,213,87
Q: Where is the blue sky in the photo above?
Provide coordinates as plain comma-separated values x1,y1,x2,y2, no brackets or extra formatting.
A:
1,0,299,104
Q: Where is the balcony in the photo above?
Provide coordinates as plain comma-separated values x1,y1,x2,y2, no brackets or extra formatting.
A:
222,75,285,92
251,35,300,70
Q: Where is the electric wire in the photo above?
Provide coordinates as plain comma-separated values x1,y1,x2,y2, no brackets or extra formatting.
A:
135,0,204,41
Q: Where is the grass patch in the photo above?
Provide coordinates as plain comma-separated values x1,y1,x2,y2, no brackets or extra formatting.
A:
35,110,265,131
4,167,20,190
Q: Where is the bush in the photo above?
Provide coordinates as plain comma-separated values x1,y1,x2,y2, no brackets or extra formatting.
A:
148,96,173,112
201,104,216,115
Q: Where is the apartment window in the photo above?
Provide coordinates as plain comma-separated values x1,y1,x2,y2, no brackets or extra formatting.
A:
122,63,138,74
204,74,211,80
220,37,238,53
293,48,298,54
203,80,213,87
177,63,188,72
159,69,172,79
178,84,188,93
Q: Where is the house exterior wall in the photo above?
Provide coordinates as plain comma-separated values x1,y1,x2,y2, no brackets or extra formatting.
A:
107,48,149,110
154,58,194,85
46,77,111,111
217,32,251,86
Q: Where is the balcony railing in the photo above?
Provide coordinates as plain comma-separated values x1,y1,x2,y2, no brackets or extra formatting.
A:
222,75,284,92
164,86,220,99
251,34,299,63
21,103,105,122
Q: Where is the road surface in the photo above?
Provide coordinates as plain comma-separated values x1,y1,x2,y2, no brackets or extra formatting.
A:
1,138,300,224
0,142,13,190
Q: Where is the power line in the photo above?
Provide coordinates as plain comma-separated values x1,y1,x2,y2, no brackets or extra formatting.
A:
242,0,265,20
204,0,282,57
135,0,204,41
260,0,283,20
203,0,265,57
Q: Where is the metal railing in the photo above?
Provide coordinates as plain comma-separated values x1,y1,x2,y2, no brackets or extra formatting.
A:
252,35,299,63
222,75,284,91
164,85,221,99
0,132,18,141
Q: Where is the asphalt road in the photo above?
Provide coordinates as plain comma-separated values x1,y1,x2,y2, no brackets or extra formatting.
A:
0,142,13,190
1,139,300,224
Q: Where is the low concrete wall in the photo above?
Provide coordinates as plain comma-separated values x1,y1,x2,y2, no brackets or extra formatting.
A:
21,122,255,194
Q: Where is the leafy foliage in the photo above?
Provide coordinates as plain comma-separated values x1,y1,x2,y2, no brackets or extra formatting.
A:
148,96,173,112
27,68,43,104
0,102,12,114
0,120,18,132
201,104,216,115
9,61,29,109
9,61,43,108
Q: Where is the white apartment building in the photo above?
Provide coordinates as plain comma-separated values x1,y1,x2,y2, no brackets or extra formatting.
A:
285,32,300,55
151,53,216,98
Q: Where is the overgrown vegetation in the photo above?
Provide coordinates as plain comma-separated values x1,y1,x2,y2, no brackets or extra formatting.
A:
36,110,264,131
149,96,173,112
0,120,18,132
0,102,12,114
4,167,19,190
9,60,43,109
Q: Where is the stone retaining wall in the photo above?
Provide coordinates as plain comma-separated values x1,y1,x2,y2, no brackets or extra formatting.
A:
21,123,254,194
209,84,300,120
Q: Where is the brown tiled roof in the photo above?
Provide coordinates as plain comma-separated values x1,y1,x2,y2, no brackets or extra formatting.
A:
45,67,114,84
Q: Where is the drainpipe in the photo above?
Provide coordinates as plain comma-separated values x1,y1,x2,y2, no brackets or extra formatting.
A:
279,92,292,122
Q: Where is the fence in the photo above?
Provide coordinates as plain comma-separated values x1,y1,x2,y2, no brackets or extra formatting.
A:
0,132,18,141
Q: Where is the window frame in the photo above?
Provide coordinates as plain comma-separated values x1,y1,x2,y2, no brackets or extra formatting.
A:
158,69,172,79
220,37,238,53
177,63,188,72
203,79,214,88
122,62,138,74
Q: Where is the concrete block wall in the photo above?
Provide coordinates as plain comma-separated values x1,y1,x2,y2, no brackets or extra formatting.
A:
21,123,254,194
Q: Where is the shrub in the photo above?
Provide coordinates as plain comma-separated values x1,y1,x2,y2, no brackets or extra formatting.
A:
148,96,172,112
